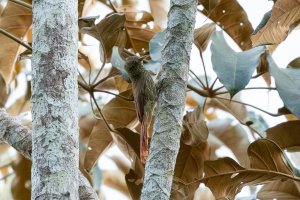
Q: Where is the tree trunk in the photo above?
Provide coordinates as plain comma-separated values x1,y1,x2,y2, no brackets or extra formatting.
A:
0,109,99,200
31,0,79,199
141,0,197,199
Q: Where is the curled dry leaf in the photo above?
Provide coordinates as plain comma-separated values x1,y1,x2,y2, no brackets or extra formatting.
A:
0,1,32,85
0,75,8,107
208,118,251,167
149,0,169,30
266,120,300,151
251,0,300,52
171,140,209,200
182,106,209,146
84,90,136,171
201,139,298,199
207,93,248,121
193,23,216,53
288,57,300,69
258,179,300,199
11,154,31,200
125,169,142,200
198,0,254,50
124,11,156,53
79,13,127,62
111,127,144,200
102,170,130,197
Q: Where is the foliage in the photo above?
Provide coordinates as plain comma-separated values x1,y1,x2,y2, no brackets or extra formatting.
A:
0,0,300,199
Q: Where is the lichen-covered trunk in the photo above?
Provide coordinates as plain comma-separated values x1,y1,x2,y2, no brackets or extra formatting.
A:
141,0,197,199
31,1,79,199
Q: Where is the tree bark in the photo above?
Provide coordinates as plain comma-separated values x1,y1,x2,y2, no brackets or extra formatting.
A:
141,0,197,199
0,109,99,200
31,0,79,199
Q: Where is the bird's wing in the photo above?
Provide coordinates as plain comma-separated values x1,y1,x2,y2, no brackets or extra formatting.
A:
132,79,146,123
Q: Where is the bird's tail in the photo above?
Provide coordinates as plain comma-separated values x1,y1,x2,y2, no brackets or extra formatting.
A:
140,120,148,164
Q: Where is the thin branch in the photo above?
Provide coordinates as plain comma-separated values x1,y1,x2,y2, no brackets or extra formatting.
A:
93,89,133,101
108,0,118,13
199,51,209,87
215,96,282,117
214,87,277,96
77,69,88,85
212,85,224,93
78,80,91,93
210,77,218,90
189,73,204,89
0,28,32,50
90,94,114,132
91,71,120,89
187,84,210,97
9,0,32,9
213,97,263,138
91,39,107,85
189,69,206,89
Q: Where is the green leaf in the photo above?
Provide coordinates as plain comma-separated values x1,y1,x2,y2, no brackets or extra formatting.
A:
210,31,265,97
144,31,165,74
110,46,129,81
267,54,300,118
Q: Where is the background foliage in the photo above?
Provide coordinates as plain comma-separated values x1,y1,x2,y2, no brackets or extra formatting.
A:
0,0,300,199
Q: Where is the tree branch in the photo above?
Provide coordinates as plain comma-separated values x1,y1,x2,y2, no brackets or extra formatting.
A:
0,109,99,200
141,0,198,199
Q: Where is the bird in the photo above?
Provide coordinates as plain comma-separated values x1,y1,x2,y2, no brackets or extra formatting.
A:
124,56,157,164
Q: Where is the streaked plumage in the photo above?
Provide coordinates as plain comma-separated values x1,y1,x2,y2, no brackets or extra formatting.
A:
125,56,157,164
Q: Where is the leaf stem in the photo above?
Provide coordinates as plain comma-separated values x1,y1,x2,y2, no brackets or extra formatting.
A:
108,0,118,13
214,87,277,96
93,89,133,101
91,71,120,89
200,51,209,87
215,96,282,117
0,28,32,50
90,93,114,132
213,97,263,138
187,84,210,97
189,69,206,89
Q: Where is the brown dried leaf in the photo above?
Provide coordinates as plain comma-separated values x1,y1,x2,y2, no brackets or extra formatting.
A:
207,93,248,121
0,1,32,84
84,90,136,171
194,23,216,53
125,11,156,53
266,120,300,151
258,179,300,199
209,119,251,167
79,13,127,62
171,141,209,200
102,170,130,197
182,106,209,146
149,0,169,30
251,0,300,52
288,57,300,68
125,169,142,200
198,0,254,50
112,128,144,200
0,74,9,107
11,154,31,200
202,139,297,199
109,155,131,173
